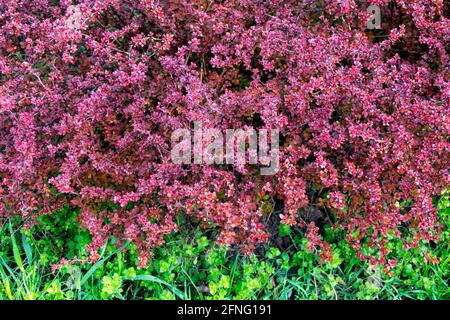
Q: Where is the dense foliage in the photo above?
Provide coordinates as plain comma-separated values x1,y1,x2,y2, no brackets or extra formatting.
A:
0,195,450,300
0,0,449,269
0,194,449,299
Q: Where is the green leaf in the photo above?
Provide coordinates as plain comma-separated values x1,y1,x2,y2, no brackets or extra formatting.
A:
9,221,25,274
278,224,291,237
22,233,33,263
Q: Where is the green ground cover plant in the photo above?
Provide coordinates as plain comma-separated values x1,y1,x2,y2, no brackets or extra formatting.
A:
1,192,448,300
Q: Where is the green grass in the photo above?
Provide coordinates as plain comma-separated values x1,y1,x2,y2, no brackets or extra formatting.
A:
0,193,449,300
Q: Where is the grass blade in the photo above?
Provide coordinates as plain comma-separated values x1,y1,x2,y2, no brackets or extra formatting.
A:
22,233,33,263
8,221,25,274
80,241,130,287
0,263,14,300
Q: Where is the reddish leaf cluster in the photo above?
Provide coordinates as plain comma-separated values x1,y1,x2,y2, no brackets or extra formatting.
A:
0,0,448,268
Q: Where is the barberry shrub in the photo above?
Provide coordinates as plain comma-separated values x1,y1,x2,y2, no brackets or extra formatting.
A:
0,0,448,268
